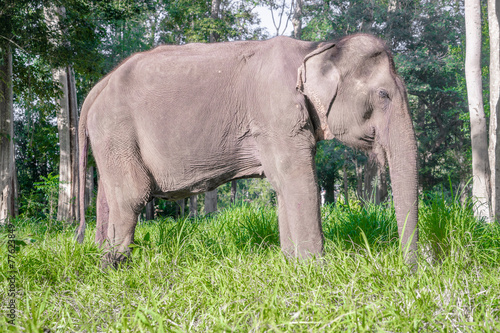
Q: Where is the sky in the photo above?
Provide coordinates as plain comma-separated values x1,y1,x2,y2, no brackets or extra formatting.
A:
254,2,294,37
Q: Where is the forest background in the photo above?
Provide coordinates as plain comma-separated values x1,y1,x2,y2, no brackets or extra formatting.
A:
0,0,498,223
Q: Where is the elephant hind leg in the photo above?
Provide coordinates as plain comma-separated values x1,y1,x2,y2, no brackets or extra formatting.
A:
95,180,109,246
101,185,149,268
95,159,152,268
103,206,139,268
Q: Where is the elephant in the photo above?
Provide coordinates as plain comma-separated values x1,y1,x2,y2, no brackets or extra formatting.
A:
76,33,418,267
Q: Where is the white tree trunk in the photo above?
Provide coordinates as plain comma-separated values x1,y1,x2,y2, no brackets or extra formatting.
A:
488,0,500,222
0,43,17,224
205,190,218,214
466,0,491,221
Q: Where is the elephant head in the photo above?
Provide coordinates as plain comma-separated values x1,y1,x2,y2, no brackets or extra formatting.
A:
297,34,419,264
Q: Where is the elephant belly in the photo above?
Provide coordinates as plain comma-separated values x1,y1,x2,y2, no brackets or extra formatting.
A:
140,134,265,200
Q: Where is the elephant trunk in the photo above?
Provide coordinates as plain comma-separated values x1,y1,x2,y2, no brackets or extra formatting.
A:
383,104,419,266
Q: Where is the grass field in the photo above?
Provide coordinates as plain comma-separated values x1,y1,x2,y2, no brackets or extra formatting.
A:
1,195,500,332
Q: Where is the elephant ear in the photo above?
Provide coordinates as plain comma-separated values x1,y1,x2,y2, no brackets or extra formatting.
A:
297,42,339,141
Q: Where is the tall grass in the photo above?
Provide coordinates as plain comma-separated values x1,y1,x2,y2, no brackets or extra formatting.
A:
1,197,499,332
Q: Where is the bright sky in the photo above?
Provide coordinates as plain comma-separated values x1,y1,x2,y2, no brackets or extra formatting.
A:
255,2,294,37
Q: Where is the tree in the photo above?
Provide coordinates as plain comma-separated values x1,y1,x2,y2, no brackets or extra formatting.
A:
0,43,17,224
45,4,80,222
488,0,500,221
0,0,41,223
265,0,294,36
363,159,388,204
292,0,303,39
145,199,155,220
84,166,94,210
189,195,198,217
231,180,237,204
465,0,491,221
205,190,218,214
210,0,222,42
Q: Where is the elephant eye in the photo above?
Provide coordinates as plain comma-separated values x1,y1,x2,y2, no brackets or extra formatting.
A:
379,89,390,100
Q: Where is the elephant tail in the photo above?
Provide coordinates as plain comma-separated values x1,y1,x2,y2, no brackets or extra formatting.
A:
75,100,89,243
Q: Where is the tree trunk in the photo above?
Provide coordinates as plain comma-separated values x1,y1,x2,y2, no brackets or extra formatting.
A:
324,182,335,204
363,158,377,202
205,189,217,214
210,0,221,43
465,0,491,221
0,43,17,224
362,158,387,204
231,180,237,204
354,158,363,200
291,0,303,39
488,0,500,222
84,165,94,211
177,199,185,216
45,5,79,223
53,65,79,223
376,167,388,204
145,198,155,220
189,195,198,217
343,155,349,206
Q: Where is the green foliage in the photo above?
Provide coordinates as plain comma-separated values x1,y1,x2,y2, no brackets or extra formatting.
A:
20,173,59,219
13,53,60,217
322,200,399,251
160,0,263,44
419,187,500,265
1,199,500,331
228,179,277,207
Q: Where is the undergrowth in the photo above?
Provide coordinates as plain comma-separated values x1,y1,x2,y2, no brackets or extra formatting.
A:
1,196,499,332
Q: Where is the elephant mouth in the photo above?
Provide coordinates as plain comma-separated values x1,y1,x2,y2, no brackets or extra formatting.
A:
346,126,376,151
359,130,375,146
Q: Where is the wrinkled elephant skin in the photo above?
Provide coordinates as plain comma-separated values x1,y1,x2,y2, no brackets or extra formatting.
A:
76,34,418,268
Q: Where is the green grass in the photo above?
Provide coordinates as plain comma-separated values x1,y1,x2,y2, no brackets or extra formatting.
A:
1,198,500,332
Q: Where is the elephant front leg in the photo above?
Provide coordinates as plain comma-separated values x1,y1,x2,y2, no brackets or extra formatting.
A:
277,192,293,256
259,140,324,259
278,174,323,258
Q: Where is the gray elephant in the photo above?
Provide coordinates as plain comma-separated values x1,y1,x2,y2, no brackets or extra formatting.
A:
76,34,418,267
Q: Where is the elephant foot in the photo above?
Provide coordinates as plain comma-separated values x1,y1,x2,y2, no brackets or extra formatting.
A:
101,249,132,270
281,245,323,262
